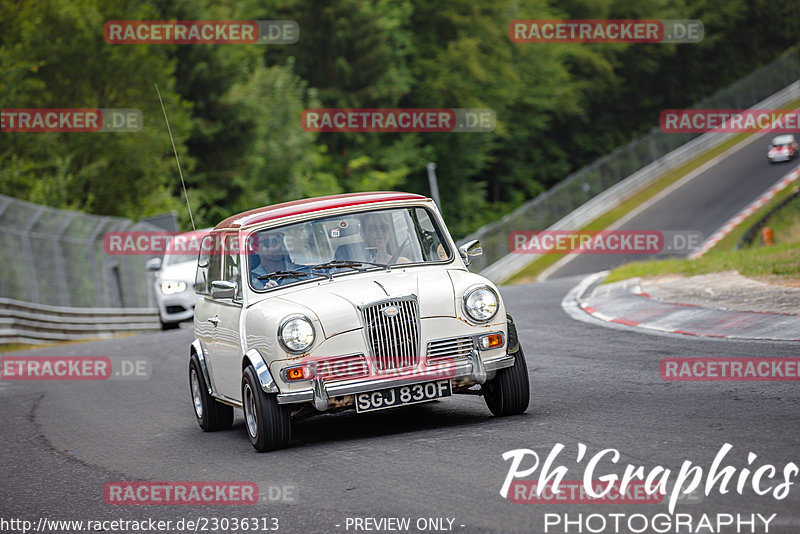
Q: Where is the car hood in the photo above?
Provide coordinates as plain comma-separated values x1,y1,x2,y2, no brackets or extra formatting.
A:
263,268,457,338
157,261,196,284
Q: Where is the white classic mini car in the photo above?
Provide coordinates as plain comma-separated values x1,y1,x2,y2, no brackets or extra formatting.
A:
189,192,529,451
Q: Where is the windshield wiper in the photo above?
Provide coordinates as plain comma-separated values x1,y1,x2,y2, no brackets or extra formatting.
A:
311,260,390,273
257,270,331,281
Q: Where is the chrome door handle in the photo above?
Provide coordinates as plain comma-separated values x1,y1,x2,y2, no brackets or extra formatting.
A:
207,316,220,326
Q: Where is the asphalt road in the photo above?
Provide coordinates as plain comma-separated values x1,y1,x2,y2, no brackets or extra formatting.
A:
2,277,799,534
549,131,798,278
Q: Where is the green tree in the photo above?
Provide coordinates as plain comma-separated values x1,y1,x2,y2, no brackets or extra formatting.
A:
0,0,191,219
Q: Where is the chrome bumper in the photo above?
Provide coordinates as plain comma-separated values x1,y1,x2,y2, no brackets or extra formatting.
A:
276,349,516,410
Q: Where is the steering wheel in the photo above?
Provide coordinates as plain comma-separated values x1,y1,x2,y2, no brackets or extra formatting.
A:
388,237,411,265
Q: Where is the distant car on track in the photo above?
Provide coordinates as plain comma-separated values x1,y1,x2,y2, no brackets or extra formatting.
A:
767,134,798,163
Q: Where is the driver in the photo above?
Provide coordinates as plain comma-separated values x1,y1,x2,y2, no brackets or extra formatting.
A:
249,231,299,289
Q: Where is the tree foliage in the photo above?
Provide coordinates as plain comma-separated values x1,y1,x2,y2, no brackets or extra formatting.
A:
1,0,797,236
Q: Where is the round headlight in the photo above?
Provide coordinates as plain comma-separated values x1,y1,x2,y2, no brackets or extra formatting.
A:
161,280,187,295
463,286,499,322
279,316,315,353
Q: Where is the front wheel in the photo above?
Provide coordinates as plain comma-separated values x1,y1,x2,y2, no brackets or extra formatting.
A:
242,366,291,452
189,355,234,431
482,345,530,416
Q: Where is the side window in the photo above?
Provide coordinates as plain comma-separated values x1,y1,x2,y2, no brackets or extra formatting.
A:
222,233,242,300
208,240,222,286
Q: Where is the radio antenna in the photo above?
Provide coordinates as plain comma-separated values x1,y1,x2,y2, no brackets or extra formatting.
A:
155,83,196,232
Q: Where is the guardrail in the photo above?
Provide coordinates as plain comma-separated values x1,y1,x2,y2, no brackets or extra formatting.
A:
0,297,160,345
473,77,800,283
0,194,164,308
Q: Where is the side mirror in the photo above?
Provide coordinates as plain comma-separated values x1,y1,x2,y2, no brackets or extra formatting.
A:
458,240,483,266
210,280,236,300
145,257,162,271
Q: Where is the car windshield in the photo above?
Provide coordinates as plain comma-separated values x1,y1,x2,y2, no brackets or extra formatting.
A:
246,206,451,291
163,231,209,265
163,252,197,265
772,136,794,147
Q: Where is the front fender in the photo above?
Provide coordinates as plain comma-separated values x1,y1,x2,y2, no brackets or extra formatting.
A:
243,348,280,394
506,313,520,354
190,338,214,395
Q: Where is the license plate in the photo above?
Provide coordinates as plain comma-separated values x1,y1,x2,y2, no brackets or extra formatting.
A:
355,380,452,413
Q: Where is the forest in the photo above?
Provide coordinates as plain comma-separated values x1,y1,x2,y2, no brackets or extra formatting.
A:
1,0,798,237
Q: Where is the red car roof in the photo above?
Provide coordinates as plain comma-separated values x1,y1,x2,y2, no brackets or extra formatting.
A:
214,191,429,229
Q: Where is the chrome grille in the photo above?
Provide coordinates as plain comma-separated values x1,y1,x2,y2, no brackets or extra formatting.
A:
427,336,473,363
315,354,368,382
362,298,420,371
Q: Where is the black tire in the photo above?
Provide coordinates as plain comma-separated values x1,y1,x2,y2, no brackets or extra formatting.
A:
189,354,234,431
242,366,291,452
161,320,180,330
482,345,530,417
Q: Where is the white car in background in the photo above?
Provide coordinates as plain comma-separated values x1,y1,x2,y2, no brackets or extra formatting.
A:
146,231,209,330
767,134,798,163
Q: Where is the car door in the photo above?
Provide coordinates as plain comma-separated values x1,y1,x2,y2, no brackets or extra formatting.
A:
209,232,245,400
194,234,222,394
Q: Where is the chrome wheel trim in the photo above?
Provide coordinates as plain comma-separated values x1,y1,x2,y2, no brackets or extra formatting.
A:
243,383,258,438
190,368,203,419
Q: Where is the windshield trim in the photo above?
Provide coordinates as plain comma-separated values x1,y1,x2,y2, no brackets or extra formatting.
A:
245,206,455,293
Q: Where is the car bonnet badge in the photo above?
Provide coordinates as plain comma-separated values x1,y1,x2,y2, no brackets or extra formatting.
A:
382,306,400,317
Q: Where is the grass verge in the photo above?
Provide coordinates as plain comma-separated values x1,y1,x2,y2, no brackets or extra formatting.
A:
708,183,800,251
0,332,140,353
0,343,44,354
603,242,800,284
